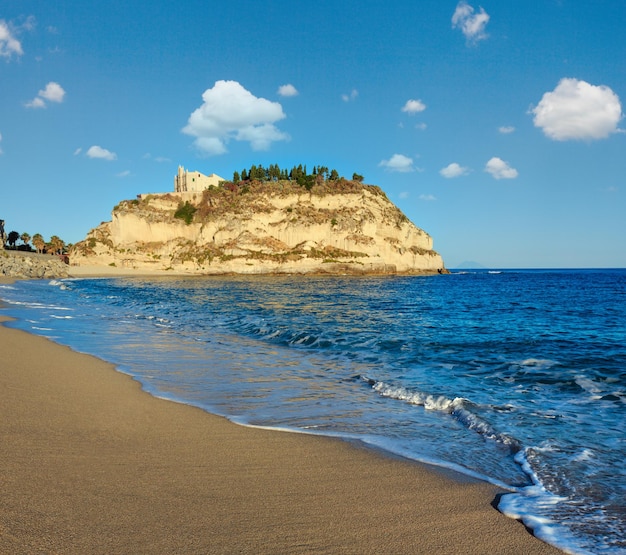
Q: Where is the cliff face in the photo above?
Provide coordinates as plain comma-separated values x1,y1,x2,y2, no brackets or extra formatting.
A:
70,181,445,275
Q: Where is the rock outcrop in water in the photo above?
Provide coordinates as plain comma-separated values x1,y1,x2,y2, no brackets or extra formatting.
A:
70,179,445,275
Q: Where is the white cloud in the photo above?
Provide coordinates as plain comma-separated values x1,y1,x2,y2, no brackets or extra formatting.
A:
194,137,227,156
116,170,131,177
452,1,490,43
0,131,3,155
26,81,66,108
531,78,623,141
342,89,358,102
182,80,289,155
86,145,117,161
73,147,82,156
278,84,298,97
402,99,426,114
485,157,518,179
379,154,416,173
419,194,437,201
499,126,515,134
399,191,410,199
440,162,470,178
236,123,289,150
39,82,65,103
25,97,46,109
0,20,23,59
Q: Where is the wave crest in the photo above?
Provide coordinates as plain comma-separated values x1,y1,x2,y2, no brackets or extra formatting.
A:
368,378,521,452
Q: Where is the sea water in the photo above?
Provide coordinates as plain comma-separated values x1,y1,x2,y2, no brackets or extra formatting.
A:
1,270,624,554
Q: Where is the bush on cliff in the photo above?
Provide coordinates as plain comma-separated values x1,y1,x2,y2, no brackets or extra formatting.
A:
174,201,197,225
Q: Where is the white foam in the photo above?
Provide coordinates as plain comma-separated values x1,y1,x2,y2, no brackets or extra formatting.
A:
293,335,312,344
519,358,559,369
572,449,596,462
372,381,456,412
371,381,522,452
515,449,543,486
575,376,602,395
498,489,591,555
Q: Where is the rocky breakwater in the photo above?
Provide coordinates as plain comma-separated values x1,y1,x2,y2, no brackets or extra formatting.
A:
70,179,446,275
0,251,70,279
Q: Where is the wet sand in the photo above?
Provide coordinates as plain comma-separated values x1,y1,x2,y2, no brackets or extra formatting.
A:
0,286,564,554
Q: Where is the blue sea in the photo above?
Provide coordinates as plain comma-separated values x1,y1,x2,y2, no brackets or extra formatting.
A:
1,269,625,554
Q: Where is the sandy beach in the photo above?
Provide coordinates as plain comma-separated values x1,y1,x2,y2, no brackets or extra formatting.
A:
0,280,565,554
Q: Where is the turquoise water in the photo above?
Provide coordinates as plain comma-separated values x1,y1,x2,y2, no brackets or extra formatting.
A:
2,270,625,554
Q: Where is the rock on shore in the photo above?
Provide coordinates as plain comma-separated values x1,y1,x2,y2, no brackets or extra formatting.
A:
0,251,70,279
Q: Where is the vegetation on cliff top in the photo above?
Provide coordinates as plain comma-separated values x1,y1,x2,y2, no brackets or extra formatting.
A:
233,163,364,191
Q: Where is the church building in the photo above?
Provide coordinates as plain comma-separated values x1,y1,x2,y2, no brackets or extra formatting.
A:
174,166,225,192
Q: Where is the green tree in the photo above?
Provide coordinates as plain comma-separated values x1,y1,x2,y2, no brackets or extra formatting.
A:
268,164,280,181
7,230,19,248
20,232,31,246
352,173,364,182
290,164,304,181
297,174,315,190
253,165,267,180
233,170,240,183
329,169,339,180
32,233,45,254
49,235,65,255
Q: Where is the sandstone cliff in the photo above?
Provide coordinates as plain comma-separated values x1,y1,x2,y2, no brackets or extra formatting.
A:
70,180,445,275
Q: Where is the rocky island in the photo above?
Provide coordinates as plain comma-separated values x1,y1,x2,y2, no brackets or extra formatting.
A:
70,167,445,275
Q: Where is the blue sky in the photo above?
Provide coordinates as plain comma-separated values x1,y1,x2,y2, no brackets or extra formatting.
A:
1,0,625,268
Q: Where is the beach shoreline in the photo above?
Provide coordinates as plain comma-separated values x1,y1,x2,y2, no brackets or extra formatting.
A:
0,277,565,554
